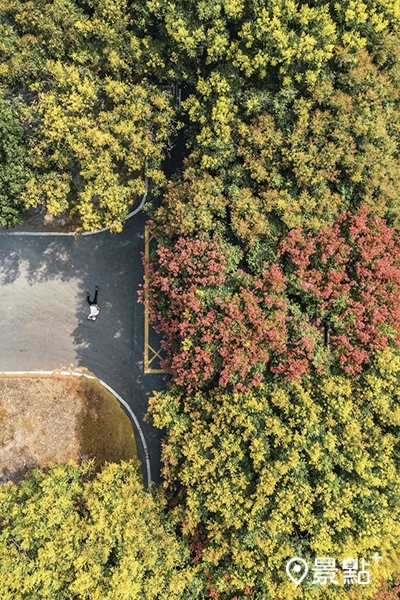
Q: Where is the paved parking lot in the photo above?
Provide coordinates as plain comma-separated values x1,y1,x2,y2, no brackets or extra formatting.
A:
0,211,169,485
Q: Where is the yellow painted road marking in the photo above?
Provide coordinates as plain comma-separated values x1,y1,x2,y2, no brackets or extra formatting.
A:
144,225,167,374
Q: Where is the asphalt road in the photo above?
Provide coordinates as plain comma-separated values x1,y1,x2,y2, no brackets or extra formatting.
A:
0,210,169,485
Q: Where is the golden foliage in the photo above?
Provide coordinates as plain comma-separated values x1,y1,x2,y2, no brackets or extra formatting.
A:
149,348,400,598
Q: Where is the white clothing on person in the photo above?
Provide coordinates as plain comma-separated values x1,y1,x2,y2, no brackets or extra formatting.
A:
88,304,100,320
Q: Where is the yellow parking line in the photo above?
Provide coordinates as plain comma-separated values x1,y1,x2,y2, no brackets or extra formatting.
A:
144,225,168,374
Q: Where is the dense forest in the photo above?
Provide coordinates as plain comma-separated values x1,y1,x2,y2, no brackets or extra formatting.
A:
1,0,400,598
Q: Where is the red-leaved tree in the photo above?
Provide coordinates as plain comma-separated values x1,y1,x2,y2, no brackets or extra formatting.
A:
140,230,322,391
140,206,400,389
278,205,400,374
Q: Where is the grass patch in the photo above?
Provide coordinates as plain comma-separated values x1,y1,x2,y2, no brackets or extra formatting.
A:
75,377,138,471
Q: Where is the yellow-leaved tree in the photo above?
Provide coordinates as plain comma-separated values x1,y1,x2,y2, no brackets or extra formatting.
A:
0,0,176,232
148,347,400,599
0,460,202,599
21,61,174,232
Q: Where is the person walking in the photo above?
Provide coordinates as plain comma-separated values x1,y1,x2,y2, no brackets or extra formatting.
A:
87,286,101,320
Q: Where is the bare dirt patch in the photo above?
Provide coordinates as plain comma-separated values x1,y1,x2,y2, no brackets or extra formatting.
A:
0,376,138,484
14,205,83,233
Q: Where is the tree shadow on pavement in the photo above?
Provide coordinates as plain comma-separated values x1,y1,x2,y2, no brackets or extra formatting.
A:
0,236,84,285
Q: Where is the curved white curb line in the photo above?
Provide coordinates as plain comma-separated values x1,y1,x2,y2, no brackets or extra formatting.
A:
0,370,152,489
0,172,148,237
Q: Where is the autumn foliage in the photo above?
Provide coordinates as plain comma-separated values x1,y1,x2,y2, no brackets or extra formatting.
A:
0,461,201,599
376,591,400,600
142,206,400,390
372,578,400,600
149,349,400,599
278,205,400,374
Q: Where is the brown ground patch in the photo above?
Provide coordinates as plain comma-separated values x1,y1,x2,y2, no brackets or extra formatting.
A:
0,376,138,484
20,205,83,233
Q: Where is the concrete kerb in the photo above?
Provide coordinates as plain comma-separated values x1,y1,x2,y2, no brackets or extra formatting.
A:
0,173,149,237
0,370,152,489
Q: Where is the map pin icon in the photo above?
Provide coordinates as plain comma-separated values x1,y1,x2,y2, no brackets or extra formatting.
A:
286,557,309,585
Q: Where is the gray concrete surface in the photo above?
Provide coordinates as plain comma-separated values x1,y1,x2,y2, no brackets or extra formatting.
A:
0,211,169,484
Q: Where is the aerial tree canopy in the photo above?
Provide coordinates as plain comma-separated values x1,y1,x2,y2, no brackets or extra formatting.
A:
1,0,399,231
149,348,400,599
153,38,400,243
147,0,400,239
230,43,400,239
142,206,400,390
0,460,201,599
20,61,174,231
0,96,30,227
0,0,175,231
145,0,400,81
